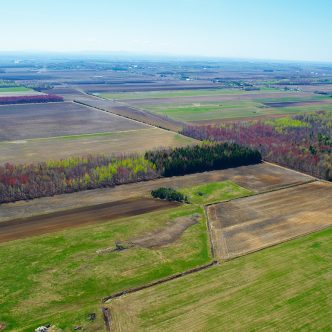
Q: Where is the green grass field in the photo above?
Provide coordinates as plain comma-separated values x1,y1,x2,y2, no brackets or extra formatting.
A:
99,87,280,100
0,86,32,93
111,227,332,331
179,180,252,204
0,206,210,331
142,100,264,121
137,97,332,122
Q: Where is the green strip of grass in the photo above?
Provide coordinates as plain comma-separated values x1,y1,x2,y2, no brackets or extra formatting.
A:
0,87,32,93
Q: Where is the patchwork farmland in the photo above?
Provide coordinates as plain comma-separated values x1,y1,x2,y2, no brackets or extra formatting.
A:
0,57,331,332
100,88,332,123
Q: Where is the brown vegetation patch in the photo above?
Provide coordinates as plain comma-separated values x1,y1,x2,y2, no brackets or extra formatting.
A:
97,214,199,254
131,214,199,248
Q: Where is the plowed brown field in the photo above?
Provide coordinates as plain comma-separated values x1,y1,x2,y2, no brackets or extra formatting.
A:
207,181,332,259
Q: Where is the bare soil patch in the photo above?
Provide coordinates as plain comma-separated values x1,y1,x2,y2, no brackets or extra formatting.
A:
0,198,178,243
207,181,332,260
0,101,146,141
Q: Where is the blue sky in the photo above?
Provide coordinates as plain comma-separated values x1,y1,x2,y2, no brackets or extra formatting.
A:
1,0,331,61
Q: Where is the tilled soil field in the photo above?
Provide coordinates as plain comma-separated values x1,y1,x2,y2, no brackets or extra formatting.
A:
0,197,178,243
0,101,147,141
0,127,195,164
207,181,332,260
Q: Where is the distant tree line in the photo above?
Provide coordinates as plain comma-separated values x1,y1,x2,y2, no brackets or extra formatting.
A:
151,187,188,203
145,143,261,177
0,94,63,105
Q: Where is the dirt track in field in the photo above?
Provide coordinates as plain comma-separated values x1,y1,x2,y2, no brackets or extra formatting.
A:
0,163,313,223
0,198,178,243
207,181,332,260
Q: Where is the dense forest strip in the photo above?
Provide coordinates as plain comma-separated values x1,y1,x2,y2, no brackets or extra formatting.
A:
0,143,261,203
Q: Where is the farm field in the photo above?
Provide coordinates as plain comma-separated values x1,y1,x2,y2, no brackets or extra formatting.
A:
109,227,332,332
0,128,196,164
99,88,332,122
0,163,313,222
0,205,210,331
0,101,148,141
98,87,282,100
207,181,332,259
137,97,332,122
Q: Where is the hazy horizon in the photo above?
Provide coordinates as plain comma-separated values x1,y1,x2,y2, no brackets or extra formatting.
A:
1,0,332,62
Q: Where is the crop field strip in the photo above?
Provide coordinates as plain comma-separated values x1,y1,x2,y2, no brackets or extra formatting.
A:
207,181,332,260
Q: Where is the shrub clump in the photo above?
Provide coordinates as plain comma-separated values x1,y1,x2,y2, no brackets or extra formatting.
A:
151,187,188,203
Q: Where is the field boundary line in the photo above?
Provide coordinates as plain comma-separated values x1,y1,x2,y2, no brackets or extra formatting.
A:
102,260,218,303
203,206,216,259
72,100,155,129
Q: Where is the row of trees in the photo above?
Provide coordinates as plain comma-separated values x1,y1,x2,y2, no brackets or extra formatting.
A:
182,111,331,180
0,143,261,203
0,94,63,105
145,142,261,177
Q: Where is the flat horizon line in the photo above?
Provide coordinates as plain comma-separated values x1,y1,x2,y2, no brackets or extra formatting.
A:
0,50,331,65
